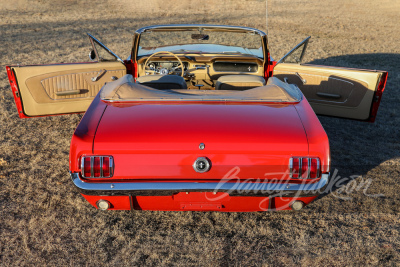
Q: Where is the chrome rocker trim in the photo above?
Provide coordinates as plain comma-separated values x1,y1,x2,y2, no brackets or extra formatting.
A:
70,172,330,197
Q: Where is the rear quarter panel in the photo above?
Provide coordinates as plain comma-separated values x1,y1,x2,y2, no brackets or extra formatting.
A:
294,97,330,173
69,94,108,172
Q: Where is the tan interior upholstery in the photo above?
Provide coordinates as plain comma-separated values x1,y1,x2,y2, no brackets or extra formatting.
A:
101,75,301,102
11,61,126,116
136,75,187,89
40,69,125,100
215,75,266,90
273,63,384,120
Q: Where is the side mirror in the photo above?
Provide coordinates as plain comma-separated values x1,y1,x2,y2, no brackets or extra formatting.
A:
89,50,97,61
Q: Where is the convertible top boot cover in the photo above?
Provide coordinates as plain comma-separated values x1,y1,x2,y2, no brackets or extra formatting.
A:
100,75,302,102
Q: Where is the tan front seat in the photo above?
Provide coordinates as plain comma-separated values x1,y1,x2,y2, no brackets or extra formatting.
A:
216,75,266,90
136,75,187,89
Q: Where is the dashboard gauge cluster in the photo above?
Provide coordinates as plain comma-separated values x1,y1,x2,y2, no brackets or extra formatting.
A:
147,61,188,72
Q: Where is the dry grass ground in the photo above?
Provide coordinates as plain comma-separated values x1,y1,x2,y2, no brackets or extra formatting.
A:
0,0,399,265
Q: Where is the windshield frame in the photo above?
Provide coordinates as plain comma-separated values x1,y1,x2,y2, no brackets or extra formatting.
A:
132,24,269,61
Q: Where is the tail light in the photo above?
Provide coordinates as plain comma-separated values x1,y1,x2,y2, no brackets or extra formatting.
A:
102,157,110,177
290,157,320,179
289,158,300,178
83,157,91,177
309,158,319,178
301,158,309,178
81,156,114,178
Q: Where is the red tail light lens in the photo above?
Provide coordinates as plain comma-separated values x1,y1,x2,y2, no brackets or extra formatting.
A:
81,156,113,178
83,157,91,177
309,158,320,179
93,157,101,177
102,157,110,177
290,158,300,178
290,157,320,179
301,158,309,178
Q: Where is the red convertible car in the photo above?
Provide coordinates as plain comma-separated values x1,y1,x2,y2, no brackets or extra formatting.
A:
6,24,387,212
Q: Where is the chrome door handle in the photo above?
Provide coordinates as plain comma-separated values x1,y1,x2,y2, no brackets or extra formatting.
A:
91,69,107,82
295,72,307,84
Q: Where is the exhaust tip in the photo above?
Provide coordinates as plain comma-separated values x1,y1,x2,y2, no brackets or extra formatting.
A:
96,199,110,210
291,200,304,211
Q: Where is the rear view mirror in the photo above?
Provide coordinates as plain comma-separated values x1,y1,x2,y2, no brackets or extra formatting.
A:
89,49,97,61
191,34,209,40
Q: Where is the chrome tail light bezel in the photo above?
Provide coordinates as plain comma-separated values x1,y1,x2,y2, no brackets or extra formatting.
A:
289,157,320,179
81,156,114,178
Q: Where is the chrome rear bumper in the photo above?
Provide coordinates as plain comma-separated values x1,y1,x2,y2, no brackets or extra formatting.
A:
70,172,329,197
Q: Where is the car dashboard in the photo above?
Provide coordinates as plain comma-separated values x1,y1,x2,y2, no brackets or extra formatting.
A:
136,55,265,90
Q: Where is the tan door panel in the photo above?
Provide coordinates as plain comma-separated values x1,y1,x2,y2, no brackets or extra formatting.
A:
273,63,384,120
39,69,125,100
12,61,126,116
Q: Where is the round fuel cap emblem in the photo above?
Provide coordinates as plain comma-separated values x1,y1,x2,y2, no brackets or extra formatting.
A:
193,157,211,173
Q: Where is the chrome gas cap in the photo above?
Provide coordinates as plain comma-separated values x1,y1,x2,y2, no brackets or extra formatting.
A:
193,157,211,173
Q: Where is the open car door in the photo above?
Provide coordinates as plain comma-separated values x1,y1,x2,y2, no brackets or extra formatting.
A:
6,34,127,118
273,37,388,122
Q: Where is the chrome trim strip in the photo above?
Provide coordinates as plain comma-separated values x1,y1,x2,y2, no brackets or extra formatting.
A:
135,24,266,36
277,36,311,64
298,157,302,178
81,157,85,178
90,157,94,178
87,33,124,63
70,172,329,196
109,156,114,178
100,157,104,177
104,98,301,103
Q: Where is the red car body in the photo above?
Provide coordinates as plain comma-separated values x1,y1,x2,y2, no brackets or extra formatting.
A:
6,24,387,211
69,94,329,211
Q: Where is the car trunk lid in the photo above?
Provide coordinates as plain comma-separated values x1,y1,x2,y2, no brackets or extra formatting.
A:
93,102,308,180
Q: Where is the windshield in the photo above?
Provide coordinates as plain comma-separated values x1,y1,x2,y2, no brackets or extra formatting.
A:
138,30,264,58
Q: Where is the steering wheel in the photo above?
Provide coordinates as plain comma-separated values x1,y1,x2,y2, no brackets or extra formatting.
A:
144,51,184,77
